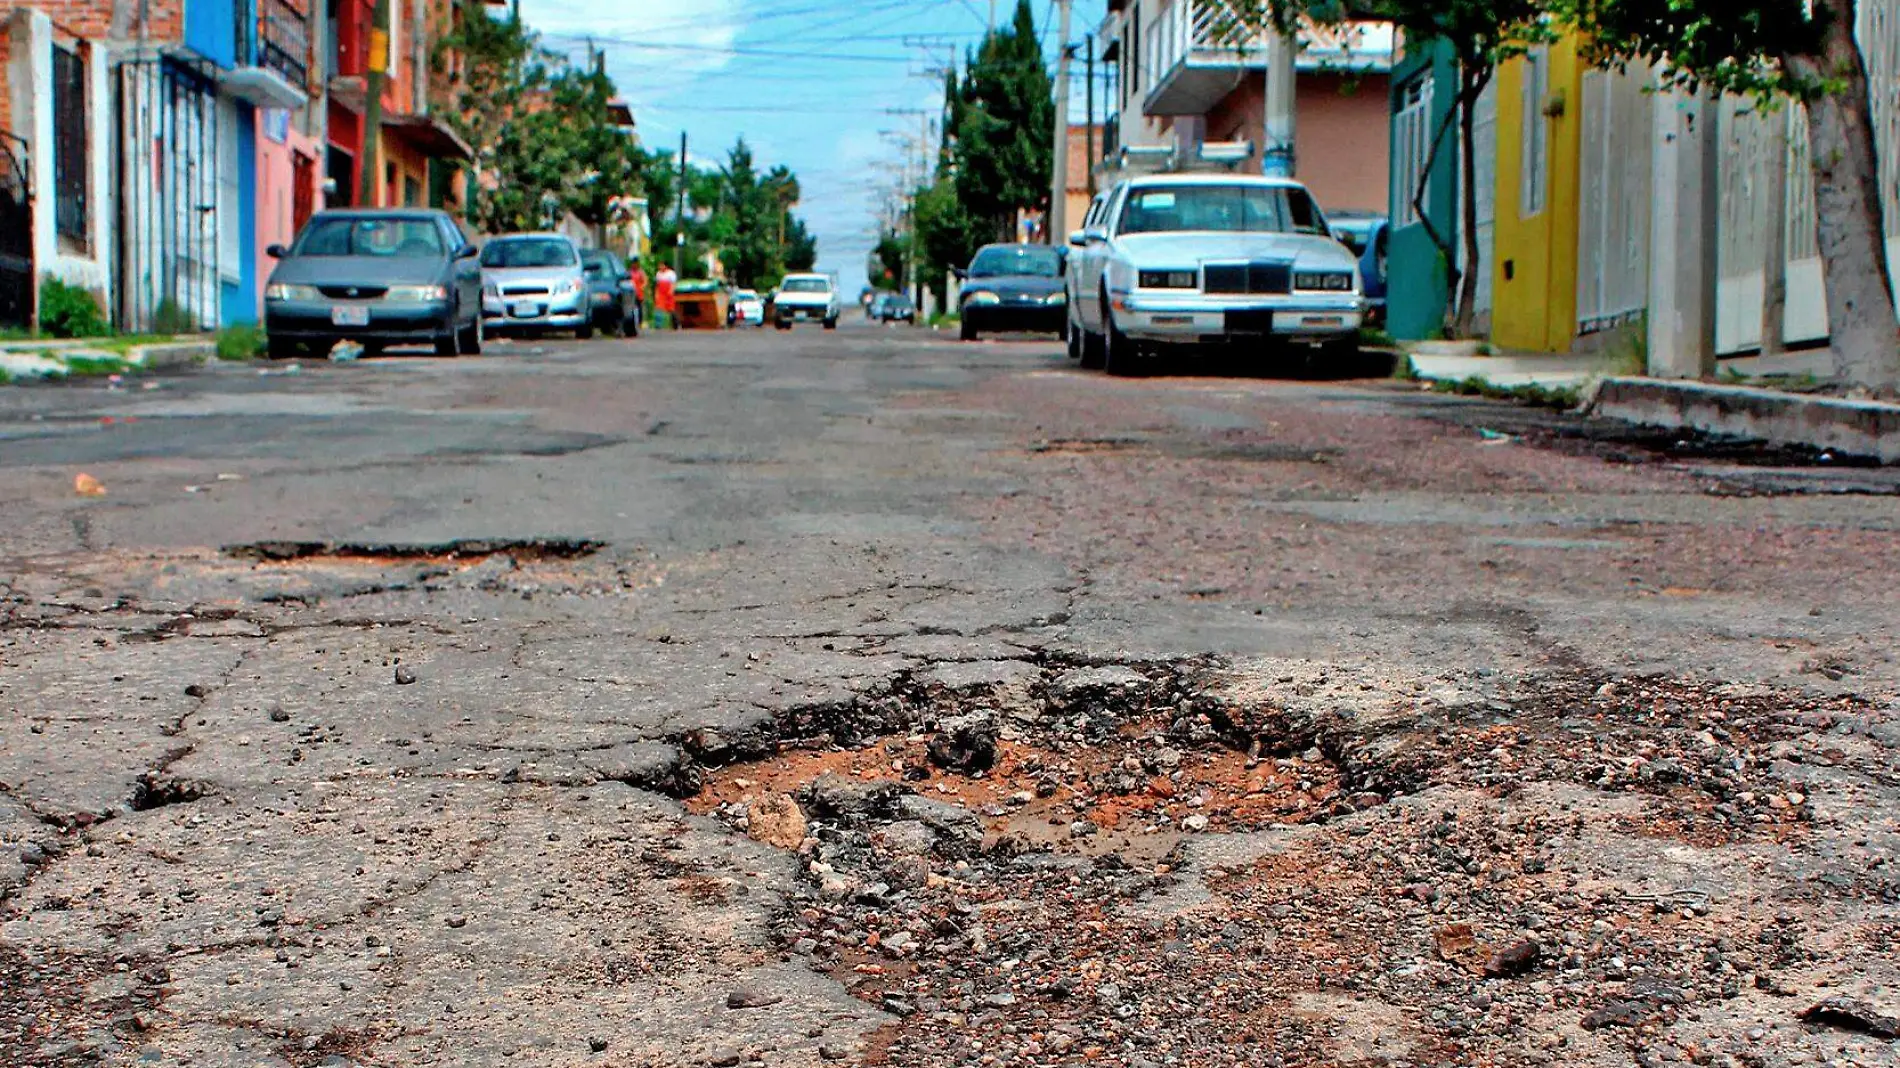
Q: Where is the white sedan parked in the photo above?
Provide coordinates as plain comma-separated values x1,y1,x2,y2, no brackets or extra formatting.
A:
1066,172,1366,376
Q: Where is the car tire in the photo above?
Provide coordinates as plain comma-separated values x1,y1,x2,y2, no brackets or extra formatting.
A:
434,314,459,356
823,317,838,330
1102,304,1144,378
267,336,300,361
1065,317,1084,361
457,313,483,355
960,319,978,342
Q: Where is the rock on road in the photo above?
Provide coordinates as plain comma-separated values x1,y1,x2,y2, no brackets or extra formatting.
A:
1,324,1897,1068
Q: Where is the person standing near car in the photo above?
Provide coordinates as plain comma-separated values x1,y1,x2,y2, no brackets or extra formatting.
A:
629,260,649,331
655,264,678,330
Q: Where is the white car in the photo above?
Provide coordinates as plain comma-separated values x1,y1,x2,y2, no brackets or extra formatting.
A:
730,289,765,327
770,273,840,330
1067,173,1365,375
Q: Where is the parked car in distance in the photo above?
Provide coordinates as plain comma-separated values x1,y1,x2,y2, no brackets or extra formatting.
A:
730,288,766,327
1067,173,1365,375
481,233,591,338
263,208,483,359
771,273,840,329
957,243,1067,341
580,248,640,336
871,292,917,324
1328,210,1389,327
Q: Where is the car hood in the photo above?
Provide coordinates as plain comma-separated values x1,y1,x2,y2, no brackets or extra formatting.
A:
267,255,448,287
1114,232,1356,270
962,274,1064,299
485,265,584,287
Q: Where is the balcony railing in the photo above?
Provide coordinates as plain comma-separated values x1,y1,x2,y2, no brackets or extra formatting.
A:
1141,1,1396,115
259,0,311,88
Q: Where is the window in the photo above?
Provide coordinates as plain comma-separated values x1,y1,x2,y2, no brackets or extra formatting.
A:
403,175,421,206
968,246,1063,278
292,151,316,233
1520,46,1549,217
295,216,446,257
52,45,88,247
781,277,830,294
1117,184,1329,236
1392,76,1433,229
479,238,578,268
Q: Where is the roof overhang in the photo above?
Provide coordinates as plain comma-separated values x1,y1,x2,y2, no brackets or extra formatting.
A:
384,113,475,160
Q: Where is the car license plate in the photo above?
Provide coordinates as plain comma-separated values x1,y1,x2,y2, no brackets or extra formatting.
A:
331,305,370,327
1224,309,1275,334
511,301,540,318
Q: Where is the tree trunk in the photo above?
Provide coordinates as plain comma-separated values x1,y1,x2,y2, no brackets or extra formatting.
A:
1452,68,1490,340
1785,0,1900,390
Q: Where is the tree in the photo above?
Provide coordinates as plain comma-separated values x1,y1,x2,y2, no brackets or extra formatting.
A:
1254,1,1549,338
1554,0,1900,389
953,0,1054,241
873,230,910,290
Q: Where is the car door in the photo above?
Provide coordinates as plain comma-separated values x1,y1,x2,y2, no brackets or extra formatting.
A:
445,218,480,317
1078,187,1122,332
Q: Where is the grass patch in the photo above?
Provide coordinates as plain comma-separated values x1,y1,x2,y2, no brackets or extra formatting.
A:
928,312,961,329
1358,326,1398,350
217,324,266,361
61,354,131,377
1432,374,1581,411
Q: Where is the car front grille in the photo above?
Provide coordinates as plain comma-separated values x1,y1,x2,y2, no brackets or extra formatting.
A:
318,284,388,299
1202,262,1292,295
503,285,550,296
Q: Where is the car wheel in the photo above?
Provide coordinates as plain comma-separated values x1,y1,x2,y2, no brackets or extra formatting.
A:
457,313,483,355
823,317,838,330
267,336,300,361
576,321,594,340
434,313,459,356
1102,303,1144,378
960,319,978,342
1065,317,1084,361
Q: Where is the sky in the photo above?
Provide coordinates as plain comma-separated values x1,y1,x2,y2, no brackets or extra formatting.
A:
515,0,1110,297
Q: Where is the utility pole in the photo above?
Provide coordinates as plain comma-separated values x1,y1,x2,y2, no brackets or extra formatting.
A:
359,0,393,205
1047,0,1073,243
1084,33,1095,197
1762,105,1790,357
675,130,687,276
1262,23,1296,177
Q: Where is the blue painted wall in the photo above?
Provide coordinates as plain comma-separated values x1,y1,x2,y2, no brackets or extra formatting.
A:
1386,41,1460,341
185,0,241,68
223,103,260,326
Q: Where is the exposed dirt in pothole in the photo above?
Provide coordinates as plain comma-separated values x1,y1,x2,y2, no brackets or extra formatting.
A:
225,537,606,564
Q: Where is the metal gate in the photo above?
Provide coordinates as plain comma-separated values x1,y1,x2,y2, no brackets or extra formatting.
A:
1576,64,1653,334
115,55,222,333
0,132,30,329
1715,0,1900,353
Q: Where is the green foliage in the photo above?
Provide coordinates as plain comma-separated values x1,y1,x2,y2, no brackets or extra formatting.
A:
62,354,130,377
873,230,910,290
217,324,267,361
952,0,1054,240
1433,374,1582,410
1549,0,1829,99
151,299,198,336
645,139,816,287
37,277,111,338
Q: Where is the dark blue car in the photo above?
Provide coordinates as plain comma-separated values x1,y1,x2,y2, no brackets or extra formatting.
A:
1329,211,1389,327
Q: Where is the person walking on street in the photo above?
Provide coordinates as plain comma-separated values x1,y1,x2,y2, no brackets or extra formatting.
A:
655,265,678,330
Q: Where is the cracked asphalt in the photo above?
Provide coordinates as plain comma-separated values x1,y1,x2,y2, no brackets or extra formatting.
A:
2,324,1898,1068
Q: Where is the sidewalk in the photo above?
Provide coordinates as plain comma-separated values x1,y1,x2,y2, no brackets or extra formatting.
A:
1405,342,1835,393
0,336,214,382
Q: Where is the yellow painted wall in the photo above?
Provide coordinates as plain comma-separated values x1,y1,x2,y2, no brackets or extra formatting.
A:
1491,36,1585,353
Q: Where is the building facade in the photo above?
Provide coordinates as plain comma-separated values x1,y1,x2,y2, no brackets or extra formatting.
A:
1095,0,1394,215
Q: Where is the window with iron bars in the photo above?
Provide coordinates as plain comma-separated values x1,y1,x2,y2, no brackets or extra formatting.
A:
53,45,89,247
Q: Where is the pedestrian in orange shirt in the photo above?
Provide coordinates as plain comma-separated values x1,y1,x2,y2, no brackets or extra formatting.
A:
655,265,678,330
628,261,649,333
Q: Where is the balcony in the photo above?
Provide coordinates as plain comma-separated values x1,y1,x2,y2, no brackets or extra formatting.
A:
1141,0,1395,117
222,0,310,108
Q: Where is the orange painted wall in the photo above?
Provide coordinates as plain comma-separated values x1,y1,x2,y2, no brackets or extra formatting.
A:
1203,71,1392,215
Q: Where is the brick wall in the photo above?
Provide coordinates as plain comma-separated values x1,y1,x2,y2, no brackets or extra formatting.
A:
0,18,13,136
2,0,182,42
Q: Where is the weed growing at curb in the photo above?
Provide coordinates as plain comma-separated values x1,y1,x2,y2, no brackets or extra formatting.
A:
1432,374,1581,411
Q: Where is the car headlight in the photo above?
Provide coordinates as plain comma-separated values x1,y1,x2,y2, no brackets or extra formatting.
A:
1137,270,1197,290
1294,271,1355,292
265,283,321,301
553,278,584,298
963,290,1000,306
384,284,449,302
1043,291,1067,305
483,281,500,298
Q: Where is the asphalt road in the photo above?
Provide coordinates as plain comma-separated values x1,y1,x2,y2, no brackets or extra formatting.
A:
2,323,1897,1067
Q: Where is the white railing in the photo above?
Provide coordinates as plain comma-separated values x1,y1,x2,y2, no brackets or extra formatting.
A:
1148,0,1393,79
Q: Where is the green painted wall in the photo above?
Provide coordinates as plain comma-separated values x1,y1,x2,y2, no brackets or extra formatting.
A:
1385,41,1460,341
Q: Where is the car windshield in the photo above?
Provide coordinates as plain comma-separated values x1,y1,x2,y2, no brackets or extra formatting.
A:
968,246,1062,278
783,278,829,293
735,290,758,300
1117,184,1329,236
482,239,578,268
580,251,614,276
296,217,445,258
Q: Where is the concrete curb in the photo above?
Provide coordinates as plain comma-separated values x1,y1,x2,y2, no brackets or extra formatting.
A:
0,336,214,382
127,341,215,370
1586,376,1900,463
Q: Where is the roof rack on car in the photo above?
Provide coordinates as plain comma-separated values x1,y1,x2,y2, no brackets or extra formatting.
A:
1115,140,1257,176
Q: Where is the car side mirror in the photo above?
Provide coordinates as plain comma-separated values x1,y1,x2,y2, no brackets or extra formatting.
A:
1083,226,1109,244
266,244,288,259
456,245,480,260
